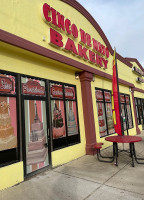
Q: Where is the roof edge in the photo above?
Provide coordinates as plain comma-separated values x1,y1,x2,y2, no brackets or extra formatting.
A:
125,57,144,72
61,0,132,68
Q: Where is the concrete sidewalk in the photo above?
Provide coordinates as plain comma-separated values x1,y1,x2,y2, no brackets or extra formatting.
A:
1,132,144,200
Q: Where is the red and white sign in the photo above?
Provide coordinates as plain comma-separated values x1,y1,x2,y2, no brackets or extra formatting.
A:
0,76,14,93
120,95,125,103
22,80,45,96
96,90,103,101
125,96,129,104
65,87,75,99
51,85,75,99
104,91,111,102
51,85,63,98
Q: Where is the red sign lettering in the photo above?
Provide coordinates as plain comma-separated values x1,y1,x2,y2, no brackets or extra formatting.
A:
50,28,63,47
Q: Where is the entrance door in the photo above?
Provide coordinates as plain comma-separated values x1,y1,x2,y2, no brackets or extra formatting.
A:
21,76,51,176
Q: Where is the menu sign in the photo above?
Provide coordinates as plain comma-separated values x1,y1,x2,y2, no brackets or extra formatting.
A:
0,76,14,94
22,80,45,96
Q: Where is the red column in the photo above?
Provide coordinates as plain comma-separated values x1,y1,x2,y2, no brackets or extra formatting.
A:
131,89,141,134
79,71,96,155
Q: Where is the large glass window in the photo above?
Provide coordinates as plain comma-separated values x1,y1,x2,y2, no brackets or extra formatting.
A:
0,72,19,166
50,82,80,150
135,97,144,125
120,94,133,131
95,89,115,137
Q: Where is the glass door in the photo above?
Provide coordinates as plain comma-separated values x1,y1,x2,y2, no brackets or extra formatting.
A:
24,99,49,174
21,76,50,176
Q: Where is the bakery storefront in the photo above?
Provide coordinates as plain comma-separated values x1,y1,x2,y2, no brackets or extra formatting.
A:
0,0,144,190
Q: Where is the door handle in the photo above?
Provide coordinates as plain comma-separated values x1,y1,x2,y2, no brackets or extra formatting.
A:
44,143,48,148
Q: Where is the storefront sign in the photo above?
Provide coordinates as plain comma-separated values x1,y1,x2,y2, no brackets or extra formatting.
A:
132,66,144,76
22,80,45,96
42,3,109,69
51,85,74,99
0,76,14,93
136,77,144,83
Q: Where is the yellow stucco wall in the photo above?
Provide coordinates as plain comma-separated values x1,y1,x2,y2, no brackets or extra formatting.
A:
0,162,24,191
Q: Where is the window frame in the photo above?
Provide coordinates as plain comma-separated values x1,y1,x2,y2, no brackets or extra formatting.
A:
0,70,20,168
135,97,144,125
95,88,115,138
49,80,80,150
120,93,134,132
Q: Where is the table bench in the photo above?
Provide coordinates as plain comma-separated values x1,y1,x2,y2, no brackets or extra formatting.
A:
105,135,144,167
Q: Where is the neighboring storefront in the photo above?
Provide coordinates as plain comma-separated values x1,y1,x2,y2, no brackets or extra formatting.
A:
0,0,144,190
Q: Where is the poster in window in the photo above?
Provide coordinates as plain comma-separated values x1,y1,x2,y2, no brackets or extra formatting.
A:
97,102,107,137
24,100,49,174
0,97,17,151
105,103,115,134
66,101,78,136
126,104,133,128
121,104,127,130
51,100,66,139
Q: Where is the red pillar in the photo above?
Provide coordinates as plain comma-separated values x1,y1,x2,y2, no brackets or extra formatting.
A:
79,71,96,155
131,89,141,134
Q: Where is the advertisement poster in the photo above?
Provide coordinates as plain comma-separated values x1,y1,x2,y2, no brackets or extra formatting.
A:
24,100,48,174
0,96,17,151
121,104,127,130
66,101,78,136
97,102,107,137
126,105,133,128
105,103,115,134
51,100,66,139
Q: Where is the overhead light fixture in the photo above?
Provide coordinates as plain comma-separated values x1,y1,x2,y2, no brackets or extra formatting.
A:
92,74,95,82
75,73,79,80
